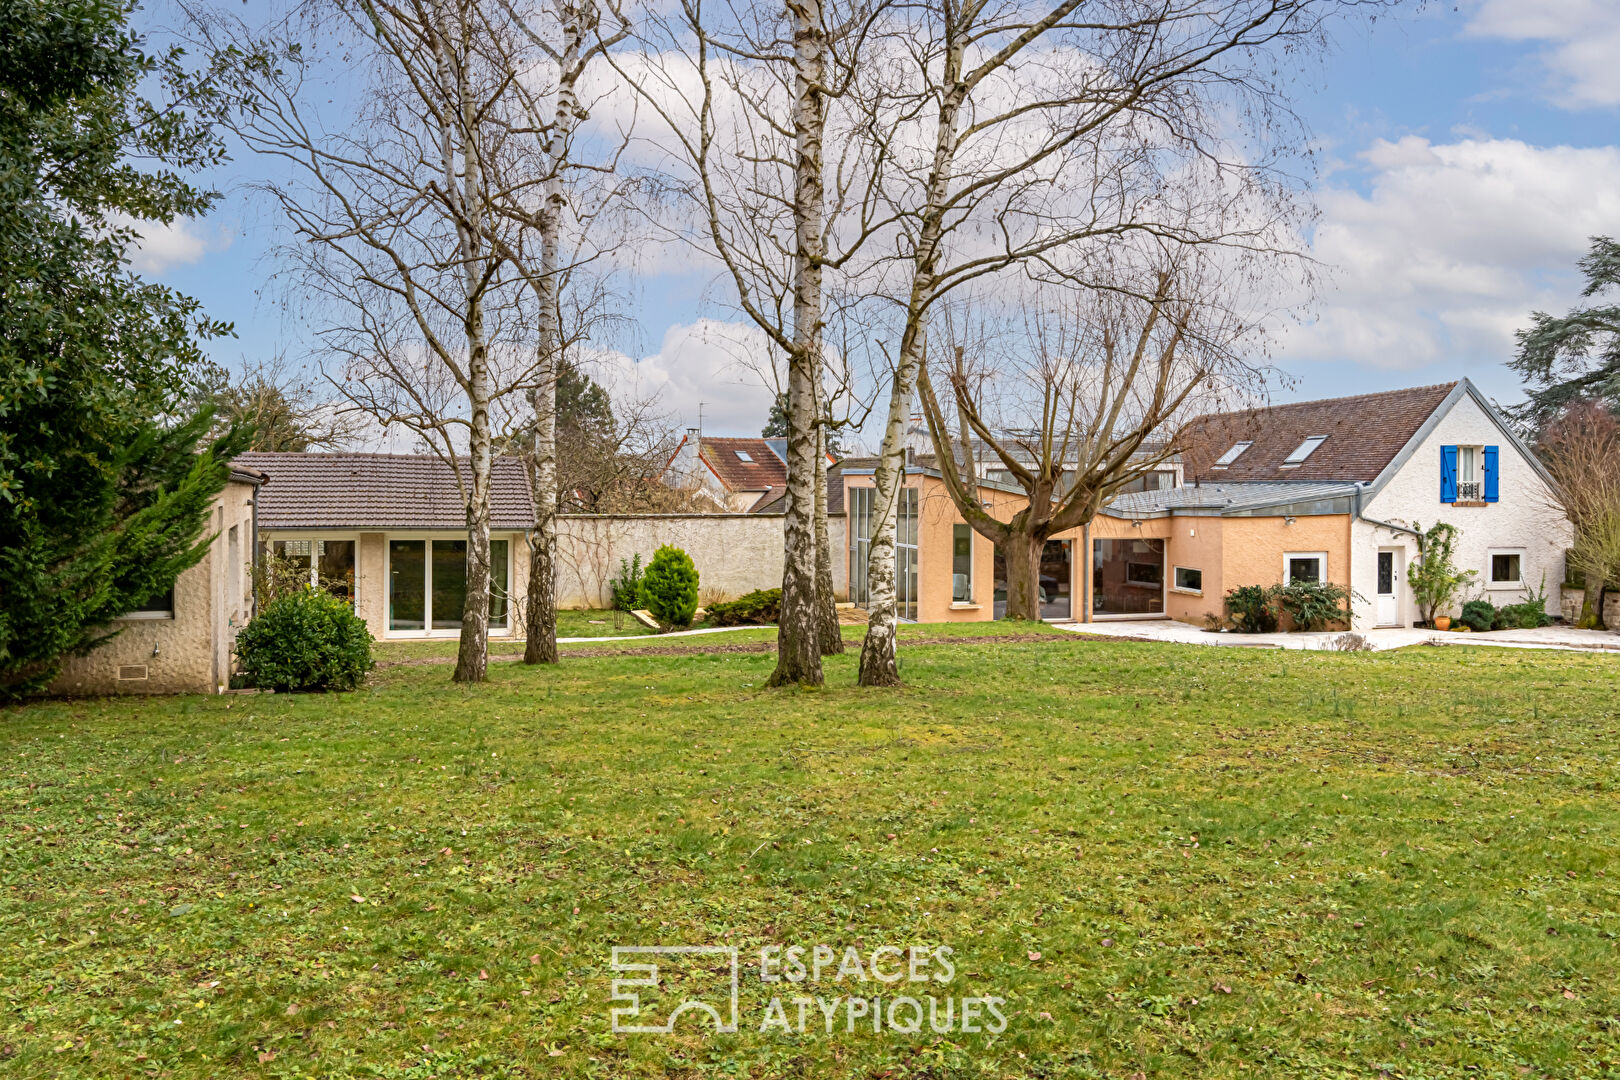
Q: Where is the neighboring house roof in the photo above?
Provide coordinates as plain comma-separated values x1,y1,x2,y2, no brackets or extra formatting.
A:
700,437,788,493
1178,382,1458,483
236,452,535,530
748,460,848,515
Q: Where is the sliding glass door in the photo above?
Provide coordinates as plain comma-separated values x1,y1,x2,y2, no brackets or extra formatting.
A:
389,537,510,634
1091,537,1165,616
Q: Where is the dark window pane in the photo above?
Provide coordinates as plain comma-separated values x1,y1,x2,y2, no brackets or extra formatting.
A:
319,540,356,602
432,540,467,630
1092,538,1165,615
389,541,425,630
952,524,972,601
129,586,175,616
1174,566,1202,592
1040,540,1072,619
490,539,509,627
1492,553,1520,583
1377,551,1394,593
1288,557,1321,584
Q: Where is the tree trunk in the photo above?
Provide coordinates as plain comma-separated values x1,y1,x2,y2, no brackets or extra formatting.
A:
814,407,843,655
857,333,923,687
1577,580,1606,630
455,344,493,682
1001,532,1044,622
523,382,559,663
768,0,826,688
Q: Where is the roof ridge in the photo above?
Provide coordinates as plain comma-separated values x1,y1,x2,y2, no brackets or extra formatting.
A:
1186,381,1458,425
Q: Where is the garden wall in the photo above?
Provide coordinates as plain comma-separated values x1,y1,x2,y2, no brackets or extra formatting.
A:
1558,585,1620,627
555,513,846,609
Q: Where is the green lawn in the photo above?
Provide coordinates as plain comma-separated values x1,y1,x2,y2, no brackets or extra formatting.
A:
4,627,1619,1078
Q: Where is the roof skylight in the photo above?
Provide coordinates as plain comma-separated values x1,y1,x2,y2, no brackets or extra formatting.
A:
1283,435,1328,465
1211,441,1252,468
734,449,754,462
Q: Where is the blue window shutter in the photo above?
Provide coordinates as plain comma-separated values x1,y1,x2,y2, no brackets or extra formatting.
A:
1483,445,1499,502
1440,445,1458,502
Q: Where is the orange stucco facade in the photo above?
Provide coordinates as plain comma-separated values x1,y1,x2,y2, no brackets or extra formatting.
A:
843,470,1352,625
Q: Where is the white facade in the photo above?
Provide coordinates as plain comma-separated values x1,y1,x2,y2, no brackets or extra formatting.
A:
1351,387,1570,629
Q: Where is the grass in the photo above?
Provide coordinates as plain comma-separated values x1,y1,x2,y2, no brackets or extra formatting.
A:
4,626,1619,1078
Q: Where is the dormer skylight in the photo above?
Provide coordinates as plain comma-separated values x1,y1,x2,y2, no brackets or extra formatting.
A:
1210,441,1252,469
1282,435,1328,466
734,449,754,462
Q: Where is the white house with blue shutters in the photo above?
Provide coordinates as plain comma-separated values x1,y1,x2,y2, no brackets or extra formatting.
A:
1348,379,1570,628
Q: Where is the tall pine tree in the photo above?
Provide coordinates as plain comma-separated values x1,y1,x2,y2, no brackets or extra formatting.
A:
0,0,244,698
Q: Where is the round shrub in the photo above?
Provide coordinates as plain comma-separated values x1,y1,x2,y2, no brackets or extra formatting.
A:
236,589,375,692
641,544,699,628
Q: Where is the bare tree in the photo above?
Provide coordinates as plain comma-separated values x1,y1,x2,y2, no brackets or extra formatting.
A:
463,0,635,665
197,0,548,682
850,0,1340,685
919,261,1261,621
1539,401,1620,629
204,354,367,451
617,0,890,686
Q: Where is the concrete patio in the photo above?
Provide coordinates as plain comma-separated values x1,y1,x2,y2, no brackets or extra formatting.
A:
1059,619,1620,654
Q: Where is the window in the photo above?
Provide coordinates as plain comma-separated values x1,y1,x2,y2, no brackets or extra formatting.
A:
1091,538,1164,615
734,449,753,462
1115,470,1176,495
124,585,176,620
1211,441,1251,468
1173,566,1203,593
952,523,973,602
270,538,357,601
1442,444,1499,503
1489,550,1523,586
388,537,510,633
848,486,918,621
1282,435,1327,465
1285,552,1325,583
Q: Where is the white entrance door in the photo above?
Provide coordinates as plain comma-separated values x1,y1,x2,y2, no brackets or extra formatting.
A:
1376,549,1401,627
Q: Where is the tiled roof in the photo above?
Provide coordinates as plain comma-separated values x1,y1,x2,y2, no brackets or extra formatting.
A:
699,437,788,493
1178,383,1457,483
235,452,535,530
749,460,847,515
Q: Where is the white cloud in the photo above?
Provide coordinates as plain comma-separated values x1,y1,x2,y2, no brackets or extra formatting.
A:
123,217,232,275
1465,0,1620,109
588,318,781,435
1282,136,1620,377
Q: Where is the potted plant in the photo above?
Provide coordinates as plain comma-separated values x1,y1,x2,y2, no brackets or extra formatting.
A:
1407,521,1475,630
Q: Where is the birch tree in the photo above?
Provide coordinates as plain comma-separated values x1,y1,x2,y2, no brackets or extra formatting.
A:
477,0,633,665
617,0,888,685
851,0,1345,685
197,0,547,683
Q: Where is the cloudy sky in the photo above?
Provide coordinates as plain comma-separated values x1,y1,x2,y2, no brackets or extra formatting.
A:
144,1,1620,441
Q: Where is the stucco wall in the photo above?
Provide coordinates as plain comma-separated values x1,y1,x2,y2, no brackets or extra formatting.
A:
50,479,257,696
552,514,806,610
1360,392,1570,626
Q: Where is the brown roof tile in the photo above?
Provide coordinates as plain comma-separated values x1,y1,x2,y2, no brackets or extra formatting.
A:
699,437,788,493
1177,383,1457,483
235,452,535,530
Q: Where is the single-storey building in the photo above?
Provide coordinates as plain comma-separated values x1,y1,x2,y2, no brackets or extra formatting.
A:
843,380,1572,630
235,452,535,642
48,464,265,696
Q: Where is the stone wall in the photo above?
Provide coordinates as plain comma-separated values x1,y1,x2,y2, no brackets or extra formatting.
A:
553,513,834,609
1559,585,1620,627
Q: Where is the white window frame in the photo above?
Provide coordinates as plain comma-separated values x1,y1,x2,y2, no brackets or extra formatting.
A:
382,532,515,638
950,522,975,606
1486,548,1526,590
120,586,176,621
1171,565,1203,595
1281,435,1327,467
1283,551,1327,584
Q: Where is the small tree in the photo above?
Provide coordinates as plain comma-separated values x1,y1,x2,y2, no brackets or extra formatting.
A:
641,545,699,629
1407,522,1475,627
1538,401,1620,629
